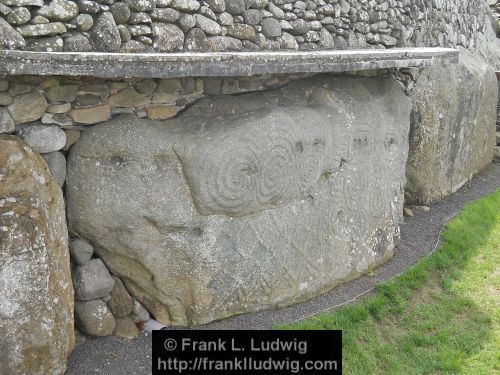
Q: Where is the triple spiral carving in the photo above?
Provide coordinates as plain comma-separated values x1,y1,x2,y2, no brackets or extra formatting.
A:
195,127,326,216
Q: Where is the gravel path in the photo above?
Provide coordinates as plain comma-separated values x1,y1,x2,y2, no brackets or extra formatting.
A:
66,163,500,375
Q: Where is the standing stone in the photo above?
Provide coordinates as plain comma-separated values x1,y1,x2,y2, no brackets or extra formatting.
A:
72,258,115,300
0,18,26,49
0,135,74,374
17,124,67,153
0,108,15,133
42,151,67,187
74,300,115,336
66,75,411,325
88,12,121,52
152,22,184,51
8,92,47,124
406,52,498,204
69,238,94,265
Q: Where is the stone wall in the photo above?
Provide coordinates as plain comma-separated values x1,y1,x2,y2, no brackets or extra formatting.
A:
0,0,493,52
0,135,74,374
0,73,308,138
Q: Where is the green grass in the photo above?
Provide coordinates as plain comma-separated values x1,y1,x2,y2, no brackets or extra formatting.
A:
280,189,500,374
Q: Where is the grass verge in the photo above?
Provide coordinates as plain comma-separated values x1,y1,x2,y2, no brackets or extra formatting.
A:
280,189,500,374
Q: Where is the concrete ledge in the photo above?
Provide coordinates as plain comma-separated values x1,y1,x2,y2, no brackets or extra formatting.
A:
0,48,458,78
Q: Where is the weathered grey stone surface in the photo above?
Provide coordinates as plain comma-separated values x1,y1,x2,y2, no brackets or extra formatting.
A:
26,35,64,52
74,300,115,336
42,150,67,187
0,17,26,49
69,238,94,265
7,91,47,124
0,107,15,133
6,7,30,25
131,300,150,322
113,317,139,339
152,22,184,51
36,0,79,21
0,0,494,53
17,123,67,153
0,48,459,78
406,52,498,204
0,135,74,374
18,22,67,37
72,258,115,300
88,12,121,52
67,75,411,325
108,276,134,317
63,32,93,52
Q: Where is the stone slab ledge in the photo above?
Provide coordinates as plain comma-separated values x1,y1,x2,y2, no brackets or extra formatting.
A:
0,48,459,78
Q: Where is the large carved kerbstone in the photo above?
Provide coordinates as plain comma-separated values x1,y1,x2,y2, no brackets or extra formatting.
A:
406,52,498,204
67,75,411,325
0,136,74,374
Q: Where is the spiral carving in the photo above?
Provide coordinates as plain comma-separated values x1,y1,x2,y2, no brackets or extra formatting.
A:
201,136,260,216
186,123,331,216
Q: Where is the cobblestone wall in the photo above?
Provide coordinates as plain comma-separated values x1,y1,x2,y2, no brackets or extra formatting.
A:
0,0,494,52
